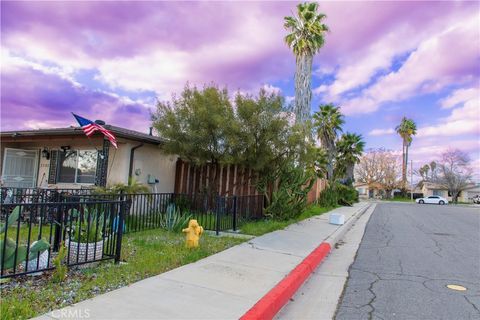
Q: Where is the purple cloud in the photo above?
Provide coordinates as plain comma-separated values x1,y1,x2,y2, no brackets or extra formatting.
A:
1,65,152,132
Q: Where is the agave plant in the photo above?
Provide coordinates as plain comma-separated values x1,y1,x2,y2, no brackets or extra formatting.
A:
0,206,50,270
160,204,191,232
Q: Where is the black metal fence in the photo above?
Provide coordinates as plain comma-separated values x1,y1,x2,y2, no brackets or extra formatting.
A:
1,188,265,234
0,187,264,278
92,192,264,234
0,196,126,278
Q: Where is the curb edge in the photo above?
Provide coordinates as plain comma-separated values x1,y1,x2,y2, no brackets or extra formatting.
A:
240,203,373,320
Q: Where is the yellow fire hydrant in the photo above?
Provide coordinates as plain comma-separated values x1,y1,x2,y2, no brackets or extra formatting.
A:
182,219,204,248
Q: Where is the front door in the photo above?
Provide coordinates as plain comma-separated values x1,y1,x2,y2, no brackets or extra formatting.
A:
1,148,39,188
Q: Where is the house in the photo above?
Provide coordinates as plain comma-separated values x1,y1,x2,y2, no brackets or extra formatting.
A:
354,182,386,199
421,182,480,202
0,126,177,192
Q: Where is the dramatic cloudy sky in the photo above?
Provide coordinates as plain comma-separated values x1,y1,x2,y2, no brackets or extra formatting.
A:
1,1,479,174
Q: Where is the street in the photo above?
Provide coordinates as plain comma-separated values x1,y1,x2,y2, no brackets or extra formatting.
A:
336,203,480,320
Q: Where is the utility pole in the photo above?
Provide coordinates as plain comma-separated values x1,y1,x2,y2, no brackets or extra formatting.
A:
410,160,414,202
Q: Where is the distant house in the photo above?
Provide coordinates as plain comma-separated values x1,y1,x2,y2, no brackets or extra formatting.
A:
0,126,177,192
420,181,480,203
354,182,387,199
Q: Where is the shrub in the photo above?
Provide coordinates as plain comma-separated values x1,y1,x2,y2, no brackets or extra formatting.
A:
318,186,338,207
52,243,67,283
265,165,314,221
318,183,358,207
335,183,358,205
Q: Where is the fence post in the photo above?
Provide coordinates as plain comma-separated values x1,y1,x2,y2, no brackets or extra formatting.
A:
115,191,126,264
53,203,63,252
232,196,237,232
215,196,220,236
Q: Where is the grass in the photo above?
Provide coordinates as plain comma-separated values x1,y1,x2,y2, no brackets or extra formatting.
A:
240,205,336,236
0,228,245,320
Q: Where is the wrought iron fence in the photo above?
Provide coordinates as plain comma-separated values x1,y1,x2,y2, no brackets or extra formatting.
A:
122,193,265,234
1,187,265,234
0,198,126,278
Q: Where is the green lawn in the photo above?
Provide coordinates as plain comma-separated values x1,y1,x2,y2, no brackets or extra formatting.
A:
0,228,245,320
240,205,336,236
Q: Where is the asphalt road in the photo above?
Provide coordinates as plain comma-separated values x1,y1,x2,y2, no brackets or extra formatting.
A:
335,203,480,320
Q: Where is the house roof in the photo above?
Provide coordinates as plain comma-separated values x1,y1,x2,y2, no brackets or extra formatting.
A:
422,181,478,191
0,126,165,145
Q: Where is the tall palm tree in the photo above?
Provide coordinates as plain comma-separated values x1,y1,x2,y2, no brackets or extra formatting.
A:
313,104,344,180
336,133,365,182
395,117,417,190
284,2,329,124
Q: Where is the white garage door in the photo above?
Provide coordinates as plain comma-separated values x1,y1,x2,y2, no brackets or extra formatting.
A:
2,148,38,188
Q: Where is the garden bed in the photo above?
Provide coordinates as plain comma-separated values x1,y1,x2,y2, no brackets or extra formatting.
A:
0,228,245,320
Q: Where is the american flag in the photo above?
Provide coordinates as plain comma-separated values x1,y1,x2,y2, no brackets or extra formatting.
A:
72,113,118,148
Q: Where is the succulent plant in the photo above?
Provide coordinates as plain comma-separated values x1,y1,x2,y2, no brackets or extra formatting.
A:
0,206,50,270
160,204,191,232
68,206,107,243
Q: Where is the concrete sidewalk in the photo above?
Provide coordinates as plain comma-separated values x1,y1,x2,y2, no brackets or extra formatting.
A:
36,202,371,320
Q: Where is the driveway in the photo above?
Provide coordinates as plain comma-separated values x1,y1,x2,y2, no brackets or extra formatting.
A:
336,203,480,320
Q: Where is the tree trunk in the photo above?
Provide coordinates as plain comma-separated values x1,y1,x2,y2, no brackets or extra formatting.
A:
294,54,313,124
404,144,409,190
346,164,354,183
325,141,335,182
401,140,407,191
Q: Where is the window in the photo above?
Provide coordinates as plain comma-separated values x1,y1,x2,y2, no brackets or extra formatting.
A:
57,150,97,184
432,190,442,196
428,196,439,199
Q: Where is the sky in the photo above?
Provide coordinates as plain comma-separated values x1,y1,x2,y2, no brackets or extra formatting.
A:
1,1,479,176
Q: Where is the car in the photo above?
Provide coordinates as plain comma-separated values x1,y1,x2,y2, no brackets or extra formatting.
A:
472,195,480,204
416,196,448,205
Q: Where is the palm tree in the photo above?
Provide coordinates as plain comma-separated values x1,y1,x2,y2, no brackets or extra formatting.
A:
395,117,417,190
284,2,329,124
313,104,344,180
336,133,365,183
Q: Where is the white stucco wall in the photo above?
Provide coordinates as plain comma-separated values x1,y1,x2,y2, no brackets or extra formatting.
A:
127,143,177,193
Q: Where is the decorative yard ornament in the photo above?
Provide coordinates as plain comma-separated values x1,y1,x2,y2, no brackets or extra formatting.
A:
182,219,204,248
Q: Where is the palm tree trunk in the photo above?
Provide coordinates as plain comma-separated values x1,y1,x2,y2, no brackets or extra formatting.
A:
401,140,406,189
346,164,354,182
294,54,313,124
405,144,409,190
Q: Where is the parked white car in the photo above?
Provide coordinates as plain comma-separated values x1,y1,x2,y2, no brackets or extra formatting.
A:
416,196,448,205
472,195,480,204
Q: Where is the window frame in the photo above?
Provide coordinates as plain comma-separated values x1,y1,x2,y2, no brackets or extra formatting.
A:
56,149,98,185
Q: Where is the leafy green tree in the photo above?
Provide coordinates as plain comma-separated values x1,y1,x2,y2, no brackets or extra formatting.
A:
153,84,235,194
336,133,365,183
395,117,417,189
313,104,345,181
284,2,329,124
233,89,290,172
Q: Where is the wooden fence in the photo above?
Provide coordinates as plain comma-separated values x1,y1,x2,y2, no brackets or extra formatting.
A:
174,159,327,204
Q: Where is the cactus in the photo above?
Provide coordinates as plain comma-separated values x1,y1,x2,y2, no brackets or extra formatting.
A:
0,206,50,270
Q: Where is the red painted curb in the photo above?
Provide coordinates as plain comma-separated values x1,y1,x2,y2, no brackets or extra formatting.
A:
240,242,332,320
